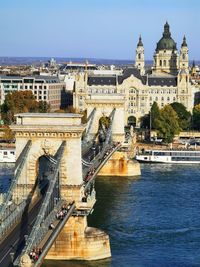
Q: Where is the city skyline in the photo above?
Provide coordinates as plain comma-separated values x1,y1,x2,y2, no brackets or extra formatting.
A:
0,0,199,60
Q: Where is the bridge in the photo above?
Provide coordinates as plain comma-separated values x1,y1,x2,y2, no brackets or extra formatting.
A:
0,96,139,267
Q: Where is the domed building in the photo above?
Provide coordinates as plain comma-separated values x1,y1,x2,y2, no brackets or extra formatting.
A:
153,22,179,74
73,22,195,127
135,22,189,76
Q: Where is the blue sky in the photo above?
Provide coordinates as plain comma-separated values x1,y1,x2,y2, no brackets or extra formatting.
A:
0,0,199,60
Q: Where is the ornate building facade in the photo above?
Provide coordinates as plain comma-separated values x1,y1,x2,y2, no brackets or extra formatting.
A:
73,22,195,126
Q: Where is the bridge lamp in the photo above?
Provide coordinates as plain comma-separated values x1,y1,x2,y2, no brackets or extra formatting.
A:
10,252,14,262
54,197,58,206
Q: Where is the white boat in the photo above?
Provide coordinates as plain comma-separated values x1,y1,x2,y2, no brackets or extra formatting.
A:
0,148,15,163
136,149,200,164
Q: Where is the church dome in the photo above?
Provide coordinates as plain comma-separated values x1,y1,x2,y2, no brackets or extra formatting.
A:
156,22,177,51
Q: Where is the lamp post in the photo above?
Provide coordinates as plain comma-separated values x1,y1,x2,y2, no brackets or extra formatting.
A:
149,110,152,141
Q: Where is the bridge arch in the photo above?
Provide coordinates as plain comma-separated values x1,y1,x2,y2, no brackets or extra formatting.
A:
85,97,125,143
11,113,85,201
127,116,136,127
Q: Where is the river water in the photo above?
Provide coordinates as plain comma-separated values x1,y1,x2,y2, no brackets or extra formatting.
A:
1,164,200,267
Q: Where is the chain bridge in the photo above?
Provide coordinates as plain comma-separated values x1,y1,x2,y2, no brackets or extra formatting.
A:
0,99,139,267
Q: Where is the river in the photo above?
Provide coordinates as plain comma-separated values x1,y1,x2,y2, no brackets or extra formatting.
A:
1,164,200,267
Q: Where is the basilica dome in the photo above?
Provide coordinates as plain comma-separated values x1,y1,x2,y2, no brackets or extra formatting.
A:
156,22,177,51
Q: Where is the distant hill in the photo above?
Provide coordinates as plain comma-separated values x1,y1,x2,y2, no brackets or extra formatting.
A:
0,57,199,67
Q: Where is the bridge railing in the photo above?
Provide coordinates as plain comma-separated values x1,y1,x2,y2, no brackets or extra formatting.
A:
32,202,75,267
83,142,121,193
0,140,32,221
14,141,66,265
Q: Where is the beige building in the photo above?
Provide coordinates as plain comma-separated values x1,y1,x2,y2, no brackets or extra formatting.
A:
73,22,195,126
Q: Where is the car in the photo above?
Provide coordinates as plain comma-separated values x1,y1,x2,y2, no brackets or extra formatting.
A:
150,137,163,143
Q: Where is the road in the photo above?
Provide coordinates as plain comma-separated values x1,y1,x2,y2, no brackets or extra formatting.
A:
0,197,42,267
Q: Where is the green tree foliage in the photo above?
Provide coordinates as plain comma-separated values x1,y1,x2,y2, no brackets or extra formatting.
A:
156,105,181,143
151,102,161,129
170,102,191,130
38,101,50,113
193,104,200,130
1,91,49,124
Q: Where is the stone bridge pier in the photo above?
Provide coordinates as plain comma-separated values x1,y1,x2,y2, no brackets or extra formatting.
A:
11,113,111,261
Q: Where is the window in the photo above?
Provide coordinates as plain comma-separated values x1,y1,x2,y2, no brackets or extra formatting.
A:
138,53,141,60
164,60,166,67
3,151,7,155
160,60,162,66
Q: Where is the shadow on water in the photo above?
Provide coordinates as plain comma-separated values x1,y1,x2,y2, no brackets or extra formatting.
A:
43,258,112,267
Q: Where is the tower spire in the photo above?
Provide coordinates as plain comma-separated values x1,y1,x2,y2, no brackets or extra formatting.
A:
163,21,171,38
137,35,143,47
181,35,187,47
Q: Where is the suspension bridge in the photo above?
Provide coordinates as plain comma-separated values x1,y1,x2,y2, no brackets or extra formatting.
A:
0,96,138,267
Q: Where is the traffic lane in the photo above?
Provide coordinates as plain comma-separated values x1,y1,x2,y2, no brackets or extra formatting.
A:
0,197,42,267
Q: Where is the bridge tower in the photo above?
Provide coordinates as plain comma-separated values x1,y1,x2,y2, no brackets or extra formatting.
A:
85,95,125,143
11,113,111,262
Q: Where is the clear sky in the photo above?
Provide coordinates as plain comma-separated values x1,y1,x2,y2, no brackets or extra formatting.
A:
0,0,199,60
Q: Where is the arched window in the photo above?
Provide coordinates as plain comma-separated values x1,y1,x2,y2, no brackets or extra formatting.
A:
164,60,166,67
160,60,162,66
182,54,185,60
138,53,141,60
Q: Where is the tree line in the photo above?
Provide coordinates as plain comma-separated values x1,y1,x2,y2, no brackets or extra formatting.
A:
0,91,50,124
141,102,200,143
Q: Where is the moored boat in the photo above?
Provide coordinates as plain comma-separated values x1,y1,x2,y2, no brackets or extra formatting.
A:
0,148,15,163
136,149,200,164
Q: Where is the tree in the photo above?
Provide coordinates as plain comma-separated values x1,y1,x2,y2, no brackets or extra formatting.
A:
38,101,50,113
170,102,191,130
1,91,49,124
193,104,200,130
150,102,161,129
156,105,181,143
3,126,14,141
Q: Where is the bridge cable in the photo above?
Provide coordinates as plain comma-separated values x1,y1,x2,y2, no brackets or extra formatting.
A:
0,140,32,220
15,141,66,265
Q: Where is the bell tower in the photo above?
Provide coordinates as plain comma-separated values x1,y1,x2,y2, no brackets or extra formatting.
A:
179,35,189,70
135,35,145,75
